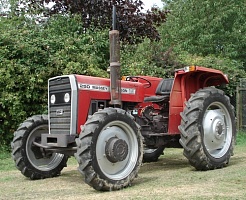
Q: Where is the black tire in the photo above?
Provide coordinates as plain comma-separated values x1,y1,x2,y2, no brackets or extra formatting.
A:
179,88,236,170
143,146,165,163
11,115,68,179
75,108,143,191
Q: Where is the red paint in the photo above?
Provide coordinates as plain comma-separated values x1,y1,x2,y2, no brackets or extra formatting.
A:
75,75,161,133
168,66,229,134
75,66,228,135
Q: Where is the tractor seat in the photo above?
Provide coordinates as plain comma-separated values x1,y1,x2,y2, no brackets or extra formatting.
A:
144,78,174,103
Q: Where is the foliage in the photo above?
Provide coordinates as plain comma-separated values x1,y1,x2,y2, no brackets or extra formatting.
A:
177,52,245,97
121,37,245,99
0,0,9,14
236,130,246,146
121,36,187,78
160,0,246,67
121,39,172,78
0,15,109,146
1,0,245,149
16,0,168,43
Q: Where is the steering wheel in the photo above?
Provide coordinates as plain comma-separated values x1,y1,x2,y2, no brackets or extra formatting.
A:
126,76,151,88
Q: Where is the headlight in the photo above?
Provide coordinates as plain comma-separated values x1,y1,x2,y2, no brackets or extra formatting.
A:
64,93,70,103
50,94,56,104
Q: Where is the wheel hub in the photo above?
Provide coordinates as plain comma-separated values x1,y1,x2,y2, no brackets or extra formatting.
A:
105,137,128,163
203,109,227,156
215,121,224,138
204,110,226,136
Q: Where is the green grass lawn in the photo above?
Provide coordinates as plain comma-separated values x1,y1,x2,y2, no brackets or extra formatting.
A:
0,132,246,199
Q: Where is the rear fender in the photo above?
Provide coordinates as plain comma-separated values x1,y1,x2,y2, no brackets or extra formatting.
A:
168,66,229,134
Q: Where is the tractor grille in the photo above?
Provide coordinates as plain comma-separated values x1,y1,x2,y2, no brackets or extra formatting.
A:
48,76,73,135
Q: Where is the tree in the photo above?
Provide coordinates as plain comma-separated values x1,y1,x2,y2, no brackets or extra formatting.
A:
0,0,10,16
0,15,110,149
15,0,169,43
159,0,246,66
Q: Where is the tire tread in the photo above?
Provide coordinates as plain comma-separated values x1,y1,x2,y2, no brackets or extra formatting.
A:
75,108,142,191
179,88,236,170
11,115,68,179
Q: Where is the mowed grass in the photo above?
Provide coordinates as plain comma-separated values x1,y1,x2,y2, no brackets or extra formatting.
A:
1,133,246,200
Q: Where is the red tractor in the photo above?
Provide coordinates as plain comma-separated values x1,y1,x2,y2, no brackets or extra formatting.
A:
11,7,236,191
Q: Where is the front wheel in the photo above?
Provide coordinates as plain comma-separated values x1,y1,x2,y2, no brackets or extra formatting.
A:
179,88,236,170
75,108,143,191
11,115,68,179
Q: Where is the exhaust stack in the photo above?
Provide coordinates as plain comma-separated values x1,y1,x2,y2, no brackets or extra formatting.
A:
109,5,121,106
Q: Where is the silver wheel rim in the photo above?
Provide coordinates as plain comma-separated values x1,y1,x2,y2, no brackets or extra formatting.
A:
202,102,232,158
96,120,139,180
26,124,64,171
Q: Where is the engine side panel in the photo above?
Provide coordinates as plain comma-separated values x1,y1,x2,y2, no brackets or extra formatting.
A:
75,75,159,134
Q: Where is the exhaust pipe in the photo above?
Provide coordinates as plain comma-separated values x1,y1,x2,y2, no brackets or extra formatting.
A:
109,5,121,106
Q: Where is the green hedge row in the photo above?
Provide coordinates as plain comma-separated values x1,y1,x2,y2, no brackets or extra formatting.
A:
0,14,244,150
0,15,109,149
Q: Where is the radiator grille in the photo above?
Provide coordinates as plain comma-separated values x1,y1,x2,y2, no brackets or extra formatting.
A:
49,77,71,134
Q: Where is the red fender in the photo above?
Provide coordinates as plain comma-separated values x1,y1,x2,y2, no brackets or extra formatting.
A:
168,66,229,134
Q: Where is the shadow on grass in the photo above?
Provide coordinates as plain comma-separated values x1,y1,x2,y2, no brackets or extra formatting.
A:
140,148,190,174
140,158,189,174
60,169,84,183
228,154,246,167
51,146,245,190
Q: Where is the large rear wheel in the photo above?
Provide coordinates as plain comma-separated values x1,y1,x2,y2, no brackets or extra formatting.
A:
11,115,68,179
179,88,236,170
75,108,143,191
